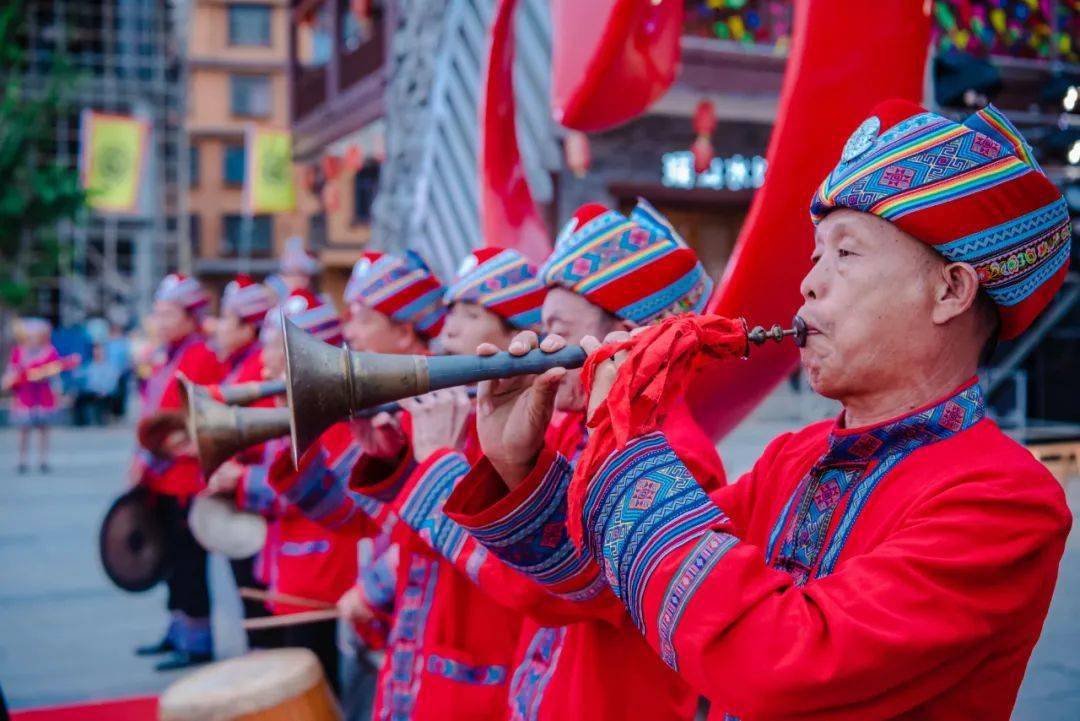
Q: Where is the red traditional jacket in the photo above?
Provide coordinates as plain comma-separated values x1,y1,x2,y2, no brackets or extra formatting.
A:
260,422,363,615
557,379,1070,720
437,402,724,721
134,333,223,497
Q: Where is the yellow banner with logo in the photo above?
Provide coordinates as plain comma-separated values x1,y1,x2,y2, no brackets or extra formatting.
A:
246,127,296,214
80,111,149,214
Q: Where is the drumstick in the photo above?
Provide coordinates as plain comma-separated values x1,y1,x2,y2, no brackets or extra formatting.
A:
243,608,342,630
239,587,336,610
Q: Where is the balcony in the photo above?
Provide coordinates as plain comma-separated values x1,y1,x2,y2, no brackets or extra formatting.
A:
290,0,388,158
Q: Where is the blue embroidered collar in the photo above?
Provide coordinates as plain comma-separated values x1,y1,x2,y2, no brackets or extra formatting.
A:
768,379,986,584
822,379,986,465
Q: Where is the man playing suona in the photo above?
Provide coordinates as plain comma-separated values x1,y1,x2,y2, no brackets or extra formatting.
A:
482,101,1071,720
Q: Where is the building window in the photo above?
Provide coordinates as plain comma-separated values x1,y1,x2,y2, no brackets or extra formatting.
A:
352,161,380,224
230,74,272,117
189,145,199,187
223,143,246,185
222,214,273,256
189,214,201,257
228,4,272,47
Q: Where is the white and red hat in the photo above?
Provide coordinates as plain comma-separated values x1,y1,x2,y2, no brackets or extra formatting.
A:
344,250,447,339
155,273,210,320
444,247,547,330
273,288,343,346
221,274,275,325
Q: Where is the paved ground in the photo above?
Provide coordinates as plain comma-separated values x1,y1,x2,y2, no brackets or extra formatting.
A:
1,421,1078,717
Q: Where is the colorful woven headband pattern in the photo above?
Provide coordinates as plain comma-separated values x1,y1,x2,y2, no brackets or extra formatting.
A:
810,100,1070,339
279,288,343,346
539,199,713,324
444,247,547,330
344,250,447,339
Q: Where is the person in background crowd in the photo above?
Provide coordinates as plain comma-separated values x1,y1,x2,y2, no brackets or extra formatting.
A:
265,237,322,301
72,344,121,426
2,318,61,473
105,322,132,419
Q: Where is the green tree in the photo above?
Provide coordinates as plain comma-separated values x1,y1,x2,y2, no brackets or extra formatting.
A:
0,0,85,313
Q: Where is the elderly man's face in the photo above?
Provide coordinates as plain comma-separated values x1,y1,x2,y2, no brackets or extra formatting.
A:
541,288,626,412
797,210,953,402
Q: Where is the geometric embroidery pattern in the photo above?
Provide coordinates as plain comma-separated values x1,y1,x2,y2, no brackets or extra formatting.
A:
507,626,567,721
767,382,986,584
583,432,726,631
400,452,471,563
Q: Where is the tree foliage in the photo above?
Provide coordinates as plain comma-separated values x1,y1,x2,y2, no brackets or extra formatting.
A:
0,0,85,310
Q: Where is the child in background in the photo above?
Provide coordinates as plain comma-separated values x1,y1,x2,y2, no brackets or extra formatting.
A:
3,318,61,473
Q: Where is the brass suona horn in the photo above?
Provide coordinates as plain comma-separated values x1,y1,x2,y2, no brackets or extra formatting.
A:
179,377,291,477
282,315,811,463
283,316,589,462
210,378,287,406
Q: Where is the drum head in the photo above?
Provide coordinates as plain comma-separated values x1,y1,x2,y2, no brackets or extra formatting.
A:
189,495,267,560
99,487,170,592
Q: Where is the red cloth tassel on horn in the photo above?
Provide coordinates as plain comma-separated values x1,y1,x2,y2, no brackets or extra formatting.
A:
567,313,749,549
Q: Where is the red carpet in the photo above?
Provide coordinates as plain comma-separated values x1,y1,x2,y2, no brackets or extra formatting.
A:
11,697,157,721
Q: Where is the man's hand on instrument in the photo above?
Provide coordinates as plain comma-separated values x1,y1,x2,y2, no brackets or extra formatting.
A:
207,460,243,496
581,330,633,423
400,387,472,463
349,412,407,460
337,586,373,623
476,331,566,490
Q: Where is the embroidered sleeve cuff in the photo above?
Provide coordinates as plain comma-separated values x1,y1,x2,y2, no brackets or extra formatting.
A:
397,449,471,562
584,431,733,631
238,462,277,515
268,443,375,534
445,448,602,598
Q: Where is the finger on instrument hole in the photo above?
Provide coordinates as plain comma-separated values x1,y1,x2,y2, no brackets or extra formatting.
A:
476,342,500,357
399,395,420,412
508,330,539,356
372,412,395,428
580,335,602,354
539,333,567,353
629,326,649,337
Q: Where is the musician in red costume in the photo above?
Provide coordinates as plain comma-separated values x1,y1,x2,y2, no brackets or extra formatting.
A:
132,273,223,670
224,288,361,692
297,206,726,721
202,274,279,646
527,102,1073,721
272,249,530,721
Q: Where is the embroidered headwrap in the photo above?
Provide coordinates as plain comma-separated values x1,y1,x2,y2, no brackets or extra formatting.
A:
444,247,547,330
273,288,343,346
221,274,275,325
279,236,321,276
155,273,210,320
344,250,447,339
811,100,1071,340
539,199,713,323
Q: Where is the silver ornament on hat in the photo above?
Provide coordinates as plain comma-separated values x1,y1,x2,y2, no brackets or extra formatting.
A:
841,116,881,163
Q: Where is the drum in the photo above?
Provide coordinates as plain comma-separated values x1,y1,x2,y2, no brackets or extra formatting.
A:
189,494,268,560
158,648,342,721
99,486,170,592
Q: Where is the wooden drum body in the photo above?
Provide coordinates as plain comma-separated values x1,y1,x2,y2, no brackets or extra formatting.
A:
159,648,341,721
